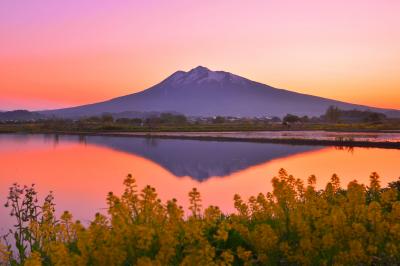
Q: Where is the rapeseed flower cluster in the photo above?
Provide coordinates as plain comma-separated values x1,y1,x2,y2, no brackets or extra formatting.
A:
2,170,400,265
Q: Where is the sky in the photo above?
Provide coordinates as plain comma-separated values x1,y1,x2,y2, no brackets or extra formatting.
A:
0,0,399,111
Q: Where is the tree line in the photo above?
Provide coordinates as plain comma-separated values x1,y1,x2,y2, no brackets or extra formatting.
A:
282,106,388,124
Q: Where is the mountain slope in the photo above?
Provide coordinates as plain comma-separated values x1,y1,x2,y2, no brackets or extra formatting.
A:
41,66,400,118
0,110,46,121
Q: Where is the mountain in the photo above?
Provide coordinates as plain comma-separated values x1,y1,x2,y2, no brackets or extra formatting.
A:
0,110,46,121
41,66,400,118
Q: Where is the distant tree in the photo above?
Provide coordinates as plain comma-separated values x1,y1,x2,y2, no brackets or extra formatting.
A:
270,116,281,123
213,116,225,124
145,116,162,127
300,116,310,123
363,112,386,123
131,118,143,126
331,109,386,123
159,113,187,125
115,118,131,124
101,114,114,123
160,113,174,123
325,106,341,123
310,116,322,123
283,114,301,124
86,116,101,123
174,115,187,125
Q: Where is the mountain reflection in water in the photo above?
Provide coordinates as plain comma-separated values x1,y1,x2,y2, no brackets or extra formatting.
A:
0,134,323,181
83,135,323,180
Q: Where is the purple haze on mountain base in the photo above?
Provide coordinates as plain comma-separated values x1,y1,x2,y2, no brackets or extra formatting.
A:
41,66,400,118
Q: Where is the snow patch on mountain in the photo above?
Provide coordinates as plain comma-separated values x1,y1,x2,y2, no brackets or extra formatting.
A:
167,66,248,86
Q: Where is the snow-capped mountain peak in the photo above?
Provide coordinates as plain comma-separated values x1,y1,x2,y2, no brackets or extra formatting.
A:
167,66,244,85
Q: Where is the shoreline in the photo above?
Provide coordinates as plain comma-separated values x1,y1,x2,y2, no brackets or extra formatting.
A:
2,130,400,149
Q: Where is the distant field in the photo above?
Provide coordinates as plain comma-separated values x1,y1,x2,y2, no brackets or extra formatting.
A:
1,121,400,134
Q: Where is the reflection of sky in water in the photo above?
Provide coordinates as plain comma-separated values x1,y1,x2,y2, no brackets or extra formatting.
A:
0,134,323,180
1,133,399,232
86,136,323,180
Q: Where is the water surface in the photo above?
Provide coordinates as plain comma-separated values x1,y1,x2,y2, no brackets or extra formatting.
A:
1,134,399,230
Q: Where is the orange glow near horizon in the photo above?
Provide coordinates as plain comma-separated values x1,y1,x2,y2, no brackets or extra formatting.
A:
1,1,400,110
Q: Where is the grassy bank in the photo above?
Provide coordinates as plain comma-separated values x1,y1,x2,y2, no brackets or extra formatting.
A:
2,170,400,265
1,120,400,135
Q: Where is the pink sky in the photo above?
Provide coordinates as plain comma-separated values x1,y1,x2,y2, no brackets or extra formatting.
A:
0,0,399,110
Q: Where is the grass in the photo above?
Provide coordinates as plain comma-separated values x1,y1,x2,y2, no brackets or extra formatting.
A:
1,121,400,134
